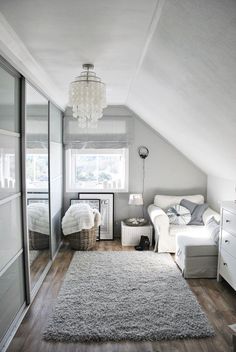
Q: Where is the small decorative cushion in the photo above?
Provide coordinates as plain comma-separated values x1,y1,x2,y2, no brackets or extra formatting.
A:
166,204,191,225
180,199,209,226
205,216,220,244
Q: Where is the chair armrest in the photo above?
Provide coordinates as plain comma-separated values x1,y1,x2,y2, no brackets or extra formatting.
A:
148,204,170,251
203,207,220,224
148,204,169,223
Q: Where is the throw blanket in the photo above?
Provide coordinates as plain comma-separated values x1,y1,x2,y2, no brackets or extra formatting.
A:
62,203,101,236
28,203,50,235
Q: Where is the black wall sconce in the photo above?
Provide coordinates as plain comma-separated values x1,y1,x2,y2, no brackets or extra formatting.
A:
138,146,149,217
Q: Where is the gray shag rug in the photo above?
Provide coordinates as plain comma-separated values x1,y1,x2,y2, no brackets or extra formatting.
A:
43,251,214,342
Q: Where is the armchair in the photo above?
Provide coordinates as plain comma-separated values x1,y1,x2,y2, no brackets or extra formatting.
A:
148,194,220,253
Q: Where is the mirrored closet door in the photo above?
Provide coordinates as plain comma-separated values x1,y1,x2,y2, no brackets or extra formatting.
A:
25,82,51,291
0,59,25,349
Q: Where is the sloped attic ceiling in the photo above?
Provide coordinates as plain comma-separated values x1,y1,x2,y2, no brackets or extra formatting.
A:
127,0,236,181
0,0,236,180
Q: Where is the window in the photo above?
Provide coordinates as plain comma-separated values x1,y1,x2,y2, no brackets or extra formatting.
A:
66,148,128,192
26,151,48,190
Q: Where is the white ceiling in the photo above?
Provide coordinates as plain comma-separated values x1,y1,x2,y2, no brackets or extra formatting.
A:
0,0,157,105
0,0,236,181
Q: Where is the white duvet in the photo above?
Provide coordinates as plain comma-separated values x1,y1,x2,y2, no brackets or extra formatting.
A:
62,203,101,236
27,203,50,235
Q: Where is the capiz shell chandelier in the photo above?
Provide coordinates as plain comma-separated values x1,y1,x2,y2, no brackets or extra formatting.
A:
68,63,107,128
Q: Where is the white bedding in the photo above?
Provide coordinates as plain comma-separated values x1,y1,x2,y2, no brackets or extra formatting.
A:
62,203,101,236
28,203,50,235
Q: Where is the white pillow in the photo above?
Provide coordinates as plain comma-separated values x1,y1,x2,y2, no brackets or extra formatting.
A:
205,216,220,244
166,204,191,225
154,194,204,210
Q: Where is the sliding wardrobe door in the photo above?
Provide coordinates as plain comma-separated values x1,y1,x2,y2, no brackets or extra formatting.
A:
49,103,63,257
25,82,51,292
0,59,25,348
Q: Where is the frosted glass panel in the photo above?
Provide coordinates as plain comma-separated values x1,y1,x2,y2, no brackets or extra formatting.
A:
50,143,62,179
0,196,22,272
50,103,63,257
0,134,20,200
51,176,62,217
50,103,62,143
51,210,62,257
0,65,19,133
0,255,25,342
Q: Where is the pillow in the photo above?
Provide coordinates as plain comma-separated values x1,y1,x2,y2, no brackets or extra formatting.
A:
166,204,191,225
205,216,220,244
154,194,204,210
180,199,208,226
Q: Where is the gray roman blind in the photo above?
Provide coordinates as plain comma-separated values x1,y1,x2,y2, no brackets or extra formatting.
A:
64,108,133,149
26,104,48,148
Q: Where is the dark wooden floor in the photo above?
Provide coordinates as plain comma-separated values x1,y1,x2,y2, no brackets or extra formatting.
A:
7,241,236,352
30,249,50,288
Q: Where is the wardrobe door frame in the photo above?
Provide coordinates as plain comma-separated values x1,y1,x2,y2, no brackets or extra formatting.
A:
20,77,31,304
0,56,26,351
21,79,53,304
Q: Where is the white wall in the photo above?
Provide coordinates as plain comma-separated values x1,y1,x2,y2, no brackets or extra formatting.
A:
207,175,236,212
64,106,207,237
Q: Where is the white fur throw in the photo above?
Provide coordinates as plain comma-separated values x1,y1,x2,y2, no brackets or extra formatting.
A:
62,203,101,236
27,203,50,235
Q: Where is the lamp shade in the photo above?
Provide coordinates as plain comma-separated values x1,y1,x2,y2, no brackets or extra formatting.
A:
128,193,143,205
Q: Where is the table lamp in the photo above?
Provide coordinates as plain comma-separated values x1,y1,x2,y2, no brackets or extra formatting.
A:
126,193,147,226
129,193,143,206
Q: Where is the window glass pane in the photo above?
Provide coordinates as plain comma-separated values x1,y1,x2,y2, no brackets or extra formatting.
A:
0,65,19,133
26,151,48,190
0,134,20,200
67,148,128,191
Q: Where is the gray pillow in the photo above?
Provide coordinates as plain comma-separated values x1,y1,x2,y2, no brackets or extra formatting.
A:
205,216,220,244
180,199,208,225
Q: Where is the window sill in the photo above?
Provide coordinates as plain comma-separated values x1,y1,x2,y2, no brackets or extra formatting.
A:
66,189,129,193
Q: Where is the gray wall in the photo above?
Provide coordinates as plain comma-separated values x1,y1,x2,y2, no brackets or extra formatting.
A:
64,106,207,237
207,175,236,212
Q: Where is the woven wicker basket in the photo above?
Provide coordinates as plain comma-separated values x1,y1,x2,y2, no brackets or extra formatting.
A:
30,230,49,250
67,227,97,250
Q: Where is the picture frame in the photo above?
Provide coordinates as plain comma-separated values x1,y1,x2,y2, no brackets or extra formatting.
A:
27,198,49,205
27,192,49,205
78,193,114,240
70,198,101,240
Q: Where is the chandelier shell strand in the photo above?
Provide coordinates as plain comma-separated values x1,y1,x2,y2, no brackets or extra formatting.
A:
68,64,107,128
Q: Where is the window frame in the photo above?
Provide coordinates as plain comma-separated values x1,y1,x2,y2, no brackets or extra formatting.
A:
66,148,129,193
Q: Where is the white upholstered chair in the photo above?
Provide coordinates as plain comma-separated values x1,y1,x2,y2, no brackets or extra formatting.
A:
148,194,220,253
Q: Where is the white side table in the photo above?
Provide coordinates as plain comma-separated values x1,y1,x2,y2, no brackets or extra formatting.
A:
121,221,153,247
